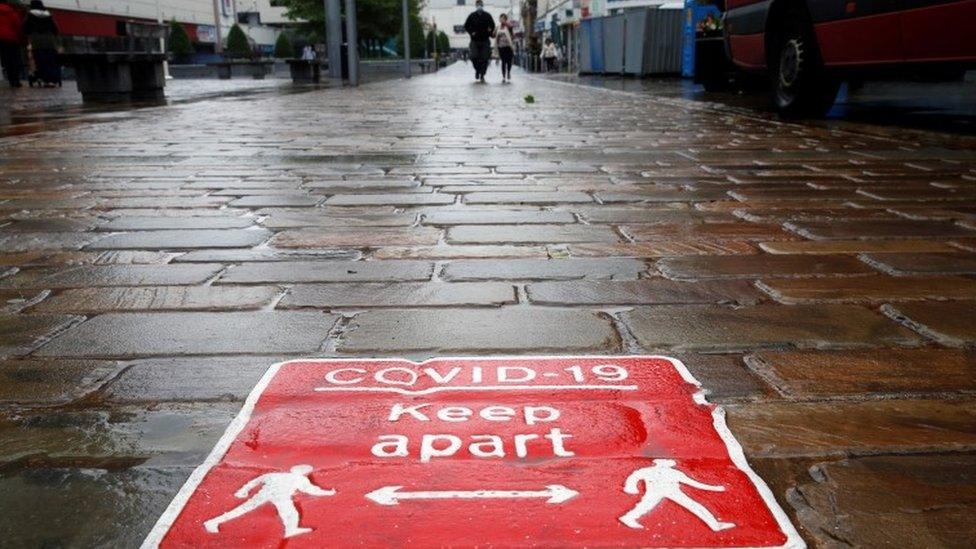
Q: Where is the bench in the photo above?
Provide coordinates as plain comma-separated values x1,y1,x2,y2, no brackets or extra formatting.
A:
286,59,323,83
209,60,275,80
61,52,167,103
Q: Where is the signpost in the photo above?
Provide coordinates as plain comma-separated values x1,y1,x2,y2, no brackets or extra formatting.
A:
143,356,803,548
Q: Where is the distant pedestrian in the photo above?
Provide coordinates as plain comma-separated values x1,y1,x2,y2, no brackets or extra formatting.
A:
495,13,514,83
464,0,494,83
541,38,558,73
0,0,24,88
23,0,59,87
301,45,316,61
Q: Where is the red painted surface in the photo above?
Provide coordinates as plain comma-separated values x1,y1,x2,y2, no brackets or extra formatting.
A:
815,11,904,66
48,9,133,38
900,0,976,62
145,357,802,548
729,33,766,69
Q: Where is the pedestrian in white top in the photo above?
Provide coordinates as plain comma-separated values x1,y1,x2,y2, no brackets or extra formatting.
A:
541,38,558,72
495,14,514,82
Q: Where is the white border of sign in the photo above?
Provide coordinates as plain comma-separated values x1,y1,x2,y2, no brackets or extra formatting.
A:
142,356,806,549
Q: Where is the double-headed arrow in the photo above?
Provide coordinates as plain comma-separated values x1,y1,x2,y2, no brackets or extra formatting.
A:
365,485,579,506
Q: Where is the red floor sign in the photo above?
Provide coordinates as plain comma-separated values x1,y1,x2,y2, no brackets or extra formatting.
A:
143,356,803,548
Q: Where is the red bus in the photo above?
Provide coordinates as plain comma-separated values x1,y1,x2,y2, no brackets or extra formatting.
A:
722,0,976,115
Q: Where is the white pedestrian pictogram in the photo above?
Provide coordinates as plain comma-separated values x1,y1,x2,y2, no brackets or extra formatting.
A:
203,465,336,539
619,459,735,532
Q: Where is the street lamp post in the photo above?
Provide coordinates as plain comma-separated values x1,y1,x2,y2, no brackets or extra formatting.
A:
345,0,359,85
155,0,173,79
325,0,343,80
402,0,411,78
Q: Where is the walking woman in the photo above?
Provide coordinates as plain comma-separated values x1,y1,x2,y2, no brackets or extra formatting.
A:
23,0,59,87
541,38,558,72
495,13,514,82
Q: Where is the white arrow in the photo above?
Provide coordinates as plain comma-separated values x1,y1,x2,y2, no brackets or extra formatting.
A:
365,485,579,506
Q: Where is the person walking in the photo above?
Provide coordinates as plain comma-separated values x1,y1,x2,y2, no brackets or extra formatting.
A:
541,38,558,73
495,13,514,83
463,0,494,83
22,0,59,87
0,0,24,88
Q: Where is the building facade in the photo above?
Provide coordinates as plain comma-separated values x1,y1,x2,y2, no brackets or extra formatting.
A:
39,0,289,55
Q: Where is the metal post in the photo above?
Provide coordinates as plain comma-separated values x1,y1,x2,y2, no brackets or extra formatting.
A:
402,0,411,78
155,0,173,79
212,0,223,54
325,0,343,79
345,0,359,85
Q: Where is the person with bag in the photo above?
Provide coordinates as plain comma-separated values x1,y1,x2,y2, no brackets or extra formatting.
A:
495,13,514,83
23,0,59,87
0,0,24,88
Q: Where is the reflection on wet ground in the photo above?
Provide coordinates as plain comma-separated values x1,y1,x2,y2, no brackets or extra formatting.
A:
547,71,976,136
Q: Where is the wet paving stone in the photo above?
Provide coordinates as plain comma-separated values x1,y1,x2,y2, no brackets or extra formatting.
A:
260,211,415,228
422,210,575,225
372,245,548,259
625,223,797,242
281,282,515,308
30,285,280,313
725,399,976,458
339,308,619,353
447,224,619,244
783,454,976,547
86,229,271,250
35,312,337,358
173,248,362,262
441,258,647,281
0,359,125,405
104,356,280,403
325,193,455,206
758,239,959,254
228,195,321,208
859,252,976,274
567,241,758,257
622,304,920,352
758,275,976,304
463,191,593,204
786,219,976,240
0,233,103,252
0,265,223,289
99,217,255,231
218,260,433,283
526,279,761,305
746,349,976,397
0,466,194,548
0,315,81,358
883,301,976,347
272,227,442,248
658,254,875,280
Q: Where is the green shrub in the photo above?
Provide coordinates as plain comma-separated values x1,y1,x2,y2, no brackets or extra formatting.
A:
226,24,252,59
274,33,294,58
437,31,450,54
168,20,195,61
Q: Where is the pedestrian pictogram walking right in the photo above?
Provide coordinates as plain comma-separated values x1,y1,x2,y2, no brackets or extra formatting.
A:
620,459,735,531
144,356,804,548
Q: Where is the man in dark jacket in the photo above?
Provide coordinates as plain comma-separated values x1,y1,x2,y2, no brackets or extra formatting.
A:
0,0,24,87
463,0,494,82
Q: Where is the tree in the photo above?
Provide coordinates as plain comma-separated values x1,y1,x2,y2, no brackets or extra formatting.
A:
274,33,295,58
168,20,195,63
226,24,252,59
437,31,450,54
395,11,425,58
274,0,424,46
